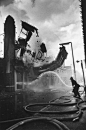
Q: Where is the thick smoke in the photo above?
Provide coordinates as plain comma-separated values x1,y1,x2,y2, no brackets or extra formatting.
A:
31,0,36,7
28,32,42,53
22,32,43,65
0,0,14,6
22,31,56,66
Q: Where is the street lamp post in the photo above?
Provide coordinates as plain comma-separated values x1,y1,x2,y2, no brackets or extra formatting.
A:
59,42,76,80
76,60,86,93
70,42,76,81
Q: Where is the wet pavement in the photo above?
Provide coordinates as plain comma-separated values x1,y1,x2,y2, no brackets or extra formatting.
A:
0,87,68,122
0,80,86,129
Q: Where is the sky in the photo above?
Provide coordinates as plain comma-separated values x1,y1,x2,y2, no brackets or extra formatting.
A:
0,0,85,75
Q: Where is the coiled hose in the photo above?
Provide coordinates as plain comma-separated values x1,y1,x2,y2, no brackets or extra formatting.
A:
1,93,86,130
24,99,83,121
6,117,70,130
6,97,85,130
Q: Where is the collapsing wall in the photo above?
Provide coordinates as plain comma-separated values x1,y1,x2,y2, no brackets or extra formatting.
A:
4,15,15,91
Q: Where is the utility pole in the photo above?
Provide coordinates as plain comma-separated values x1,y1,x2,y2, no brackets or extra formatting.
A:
70,42,76,81
76,60,86,93
81,60,85,87
81,60,86,93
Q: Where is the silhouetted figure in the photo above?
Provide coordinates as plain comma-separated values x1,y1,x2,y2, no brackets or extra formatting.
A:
70,77,80,98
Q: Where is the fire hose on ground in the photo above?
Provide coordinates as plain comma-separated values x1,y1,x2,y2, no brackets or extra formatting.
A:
24,99,83,121
1,92,86,130
6,117,70,130
6,96,86,130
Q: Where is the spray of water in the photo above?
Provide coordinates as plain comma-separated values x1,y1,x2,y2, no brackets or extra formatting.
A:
25,71,72,92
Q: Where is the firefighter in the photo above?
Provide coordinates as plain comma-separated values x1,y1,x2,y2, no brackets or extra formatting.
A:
70,77,80,98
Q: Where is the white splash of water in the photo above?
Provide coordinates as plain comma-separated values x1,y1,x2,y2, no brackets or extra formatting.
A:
25,71,71,92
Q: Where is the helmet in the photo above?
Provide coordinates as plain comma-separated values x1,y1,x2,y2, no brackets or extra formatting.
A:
70,77,73,80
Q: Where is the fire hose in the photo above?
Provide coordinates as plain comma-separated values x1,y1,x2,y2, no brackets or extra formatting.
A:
24,99,83,121
1,93,86,130
5,96,86,130
6,117,70,130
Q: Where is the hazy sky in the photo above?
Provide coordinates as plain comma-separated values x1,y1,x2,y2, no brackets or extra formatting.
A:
0,0,85,72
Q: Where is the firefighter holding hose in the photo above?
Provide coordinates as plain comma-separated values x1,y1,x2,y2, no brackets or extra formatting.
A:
70,77,80,98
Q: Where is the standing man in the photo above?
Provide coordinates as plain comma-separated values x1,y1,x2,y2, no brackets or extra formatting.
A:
70,77,80,98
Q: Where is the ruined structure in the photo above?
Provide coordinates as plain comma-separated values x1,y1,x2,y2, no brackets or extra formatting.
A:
0,15,68,91
4,15,15,90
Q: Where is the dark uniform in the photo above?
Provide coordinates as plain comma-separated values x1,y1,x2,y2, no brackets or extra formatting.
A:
70,77,80,98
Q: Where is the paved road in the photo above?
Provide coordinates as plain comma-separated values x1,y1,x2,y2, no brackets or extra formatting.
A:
0,71,86,130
